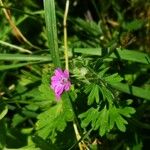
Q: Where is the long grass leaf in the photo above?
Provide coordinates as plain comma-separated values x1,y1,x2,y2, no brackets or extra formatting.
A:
74,48,150,64
44,0,61,67
0,62,44,71
110,82,150,101
0,54,51,61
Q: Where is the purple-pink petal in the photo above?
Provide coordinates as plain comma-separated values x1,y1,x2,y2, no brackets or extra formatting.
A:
55,68,63,77
51,68,71,100
51,76,60,81
64,82,71,91
63,70,69,78
55,85,64,94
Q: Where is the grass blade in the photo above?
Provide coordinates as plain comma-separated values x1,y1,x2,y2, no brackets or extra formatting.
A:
44,0,61,67
0,40,32,54
74,48,150,64
0,62,45,71
0,54,51,61
110,82,150,101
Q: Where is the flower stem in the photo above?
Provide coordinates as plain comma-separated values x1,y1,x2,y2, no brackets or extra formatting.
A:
63,0,69,70
63,1,88,150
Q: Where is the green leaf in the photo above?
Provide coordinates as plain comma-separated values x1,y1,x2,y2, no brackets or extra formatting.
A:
79,108,99,128
109,105,133,132
36,102,65,140
94,107,109,136
110,82,150,101
0,54,51,61
98,67,109,78
118,107,136,118
73,48,150,64
36,94,74,142
12,114,26,127
0,119,6,149
115,115,127,132
85,84,100,105
38,67,55,105
79,104,135,136
75,18,102,36
44,0,61,67
110,48,150,64
0,62,39,71
104,73,123,83
0,103,8,120
100,85,113,104
122,19,144,31
73,48,102,56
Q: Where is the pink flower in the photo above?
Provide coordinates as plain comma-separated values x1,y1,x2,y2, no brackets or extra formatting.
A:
51,68,71,100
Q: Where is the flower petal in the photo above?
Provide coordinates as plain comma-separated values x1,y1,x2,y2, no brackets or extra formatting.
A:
55,68,63,77
64,81,71,91
51,80,60,90
63,70,69,78
51,76,60,81
55,85,64,96
50,68,71,101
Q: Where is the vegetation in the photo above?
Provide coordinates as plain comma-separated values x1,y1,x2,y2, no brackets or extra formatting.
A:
0,0,150,149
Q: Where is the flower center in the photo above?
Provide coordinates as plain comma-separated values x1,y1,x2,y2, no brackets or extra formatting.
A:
60,77,68,84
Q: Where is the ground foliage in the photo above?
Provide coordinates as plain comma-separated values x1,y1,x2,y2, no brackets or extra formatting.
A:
0,0,150,149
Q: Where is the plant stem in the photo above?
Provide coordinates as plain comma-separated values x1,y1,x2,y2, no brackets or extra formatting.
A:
63,0,69,70
63,1,88,150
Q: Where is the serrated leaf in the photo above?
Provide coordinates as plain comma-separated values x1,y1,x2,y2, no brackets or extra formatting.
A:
38,67,55,106
79,104,135,137
79,108,96,128
109,105,133,132
100,86,113,104
87,84,100,105
94,107,109,136
36,93,73,142
79,108,100,129
85,84,101,105
118,107,136,118
109,106,116,130
79,107,110,136
36,102,65,140
115,115,127,132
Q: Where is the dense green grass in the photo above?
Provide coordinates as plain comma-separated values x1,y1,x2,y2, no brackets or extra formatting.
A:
0,0,150,149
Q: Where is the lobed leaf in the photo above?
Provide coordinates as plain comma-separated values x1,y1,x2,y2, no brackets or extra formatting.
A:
86,84,100,105
36,94,73,141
